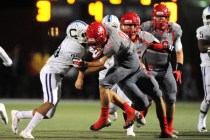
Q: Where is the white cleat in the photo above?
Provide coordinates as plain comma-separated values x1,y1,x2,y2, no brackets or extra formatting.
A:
11,110,21,134
109,112,118,121
20,130,34,139
0,103,8,124
198,117,207,132
126,125,135,137
198,127,208,132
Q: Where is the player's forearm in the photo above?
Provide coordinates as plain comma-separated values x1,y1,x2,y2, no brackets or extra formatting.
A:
77,71,85,80
86,61,104,67
86,56,109,67
176,49,183,64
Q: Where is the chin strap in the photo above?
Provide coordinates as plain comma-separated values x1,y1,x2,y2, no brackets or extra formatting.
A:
173,63,183,84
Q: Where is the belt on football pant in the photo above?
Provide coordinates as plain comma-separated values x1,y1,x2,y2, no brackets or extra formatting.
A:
147,64,168,71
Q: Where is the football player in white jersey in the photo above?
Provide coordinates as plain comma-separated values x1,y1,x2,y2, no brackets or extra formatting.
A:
10,20,88,139
0,46,12,125
196,6,210,133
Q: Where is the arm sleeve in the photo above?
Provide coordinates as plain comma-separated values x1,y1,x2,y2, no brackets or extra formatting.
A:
174,37,183,52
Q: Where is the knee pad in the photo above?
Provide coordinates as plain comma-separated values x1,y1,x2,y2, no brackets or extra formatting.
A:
166,94,176,105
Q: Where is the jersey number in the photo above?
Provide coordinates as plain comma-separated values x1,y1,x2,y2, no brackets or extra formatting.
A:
54,45,61,57
199,31,204,38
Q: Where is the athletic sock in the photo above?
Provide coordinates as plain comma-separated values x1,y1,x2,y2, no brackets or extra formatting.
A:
91,107,109,130
167,117,174,132
123,102,135,127
24,112,44,133
159,116,171,134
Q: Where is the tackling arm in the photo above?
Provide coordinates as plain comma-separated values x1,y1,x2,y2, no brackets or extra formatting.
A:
86,55,109,67
74,56,109,89
75,71,85,90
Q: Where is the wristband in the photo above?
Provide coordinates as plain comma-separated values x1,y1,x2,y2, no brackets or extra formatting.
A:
175,63,183,72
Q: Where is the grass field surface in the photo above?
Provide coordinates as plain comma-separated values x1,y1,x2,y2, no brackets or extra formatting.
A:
0,99,210,140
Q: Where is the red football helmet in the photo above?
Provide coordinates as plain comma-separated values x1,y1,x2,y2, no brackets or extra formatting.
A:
86,22,107,48
152,4,170,30
120,12,140,38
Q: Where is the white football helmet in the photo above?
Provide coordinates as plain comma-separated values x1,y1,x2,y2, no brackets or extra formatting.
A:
66,20,88,43
202,6,210,26
102,15,120,29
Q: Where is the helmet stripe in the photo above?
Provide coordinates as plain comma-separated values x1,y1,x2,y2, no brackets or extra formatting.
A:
108,15,112,22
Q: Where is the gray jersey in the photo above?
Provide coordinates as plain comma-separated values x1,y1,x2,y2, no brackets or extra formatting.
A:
196,25,210,67
40,36,86,74
103,24,139,71
141,21,182,66
99,24,140,89
99,24,163,111
140,21,181,104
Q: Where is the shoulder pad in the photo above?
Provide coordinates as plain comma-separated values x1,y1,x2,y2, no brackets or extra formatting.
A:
169,22,183,37
138,31,158,43
196,25,207,33
141,21,153,31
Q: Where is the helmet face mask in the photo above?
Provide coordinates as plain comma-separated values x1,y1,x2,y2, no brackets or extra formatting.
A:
120,12,140,38
102,15,120,29
86,22,108,49
66,20,88,43
202,6,210,26
152,4,170,30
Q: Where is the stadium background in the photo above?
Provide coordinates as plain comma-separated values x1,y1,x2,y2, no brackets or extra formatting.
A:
0,0,208,100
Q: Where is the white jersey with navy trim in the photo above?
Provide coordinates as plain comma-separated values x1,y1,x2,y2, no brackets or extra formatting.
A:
39,36,86,118
196,25,210,67
41,36,86,74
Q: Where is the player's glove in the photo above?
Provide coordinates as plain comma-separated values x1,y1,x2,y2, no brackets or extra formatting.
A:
149,42,174,53
207,47,210,57
92,49,103,61
72,57,87,68
161,40,174,53
164,44,174,53
149,43,165,51
173,63,183,84
89,46,104,61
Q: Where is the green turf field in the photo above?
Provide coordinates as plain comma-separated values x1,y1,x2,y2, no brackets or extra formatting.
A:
0,100,210,140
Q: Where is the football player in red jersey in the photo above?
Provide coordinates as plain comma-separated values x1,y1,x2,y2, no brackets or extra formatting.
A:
141,4,184,135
